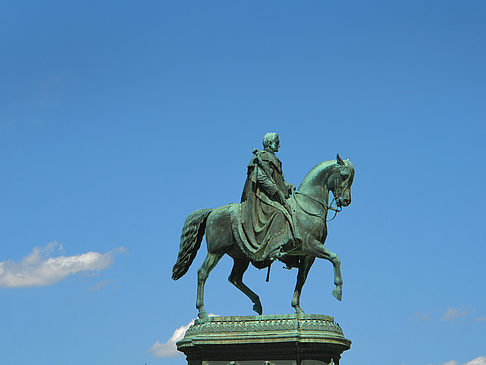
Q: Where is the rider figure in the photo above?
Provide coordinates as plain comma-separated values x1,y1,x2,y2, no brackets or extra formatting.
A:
241,133,301,262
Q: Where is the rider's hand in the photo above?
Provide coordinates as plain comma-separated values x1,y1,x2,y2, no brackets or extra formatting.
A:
277,191,292,213
277,191,287,205
288,184,296,194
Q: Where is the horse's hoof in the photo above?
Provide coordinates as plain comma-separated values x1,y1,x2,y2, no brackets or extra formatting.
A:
332,287,342,301
198,312,210,322
253,302,263,315
294,306,305,315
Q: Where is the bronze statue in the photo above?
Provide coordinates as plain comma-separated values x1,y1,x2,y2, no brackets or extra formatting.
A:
172,134,355,321
240,132,301,263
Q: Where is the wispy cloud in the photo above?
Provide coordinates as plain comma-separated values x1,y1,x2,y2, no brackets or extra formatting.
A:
148,319,195,358
412,311,430,321
148,314,218,358
89,280,114,291
465,356,486,365
442,306,467,322
442,361,458,365
474,316,486,322
0,242,125,288
438,356,486,365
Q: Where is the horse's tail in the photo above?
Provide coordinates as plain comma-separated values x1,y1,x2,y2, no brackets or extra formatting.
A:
172,208,213,280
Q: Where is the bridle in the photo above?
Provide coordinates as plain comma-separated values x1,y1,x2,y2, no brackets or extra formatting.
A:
294,191,341,222
332,170,352,207
293,168,351,222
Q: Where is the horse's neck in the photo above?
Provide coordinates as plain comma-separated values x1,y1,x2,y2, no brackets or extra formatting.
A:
297,160,335,204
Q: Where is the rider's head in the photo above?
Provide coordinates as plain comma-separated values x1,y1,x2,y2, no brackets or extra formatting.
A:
263,132,280,153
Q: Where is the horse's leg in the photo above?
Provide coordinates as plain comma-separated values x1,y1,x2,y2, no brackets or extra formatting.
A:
228,258,263,315
307,240,343,301
291,256,315,314
196,252,223,321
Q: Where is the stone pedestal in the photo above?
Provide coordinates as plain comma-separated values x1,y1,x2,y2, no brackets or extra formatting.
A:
177,314,351,365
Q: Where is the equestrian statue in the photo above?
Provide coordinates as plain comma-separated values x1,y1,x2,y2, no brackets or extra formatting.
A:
172,132,355,321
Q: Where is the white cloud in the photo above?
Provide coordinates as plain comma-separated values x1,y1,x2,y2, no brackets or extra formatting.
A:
148,314,219,358
148,319,195,358
442,306,467,322
0,242,125,288
465,356,486,365
474,316,486,322
442,361,458,365
438,356,486,365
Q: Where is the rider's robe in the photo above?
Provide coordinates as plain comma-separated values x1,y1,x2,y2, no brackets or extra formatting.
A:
239,149,296,263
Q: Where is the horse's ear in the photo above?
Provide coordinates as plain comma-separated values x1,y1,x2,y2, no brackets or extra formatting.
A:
337,153,345,165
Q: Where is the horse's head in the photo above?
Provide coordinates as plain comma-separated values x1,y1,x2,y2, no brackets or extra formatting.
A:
331,154,355,208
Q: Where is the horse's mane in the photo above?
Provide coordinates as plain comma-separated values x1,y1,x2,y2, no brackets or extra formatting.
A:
300,160,336,187
299,159,354,189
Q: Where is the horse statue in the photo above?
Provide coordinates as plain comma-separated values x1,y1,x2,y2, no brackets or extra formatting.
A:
172,154,354,321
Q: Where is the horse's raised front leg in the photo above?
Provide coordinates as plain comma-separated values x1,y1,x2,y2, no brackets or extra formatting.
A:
307,240,343,301
228,258,263,315
196,252,223,321
292,256,315,314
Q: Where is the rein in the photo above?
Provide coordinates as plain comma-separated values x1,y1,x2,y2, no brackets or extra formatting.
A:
294,191,342,222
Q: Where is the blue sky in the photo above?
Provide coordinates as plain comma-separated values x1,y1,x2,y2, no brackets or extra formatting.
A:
1,1,485,365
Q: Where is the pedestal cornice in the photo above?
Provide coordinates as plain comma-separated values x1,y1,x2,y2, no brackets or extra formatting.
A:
177,314,351,364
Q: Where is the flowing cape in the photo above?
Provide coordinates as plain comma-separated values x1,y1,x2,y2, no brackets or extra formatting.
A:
230,197,294,266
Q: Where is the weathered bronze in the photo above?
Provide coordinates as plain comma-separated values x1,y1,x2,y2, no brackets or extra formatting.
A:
177,314,351,365
240,133,302,264
173,134,354,321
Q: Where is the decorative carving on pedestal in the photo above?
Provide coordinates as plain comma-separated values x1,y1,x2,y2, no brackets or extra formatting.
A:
177,314,351,365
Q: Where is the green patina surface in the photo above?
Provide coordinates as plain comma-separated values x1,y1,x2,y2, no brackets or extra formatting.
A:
172,133,355,320
177,314,351,365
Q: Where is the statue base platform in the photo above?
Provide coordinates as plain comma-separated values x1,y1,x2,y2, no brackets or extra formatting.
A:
177,314,351,365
